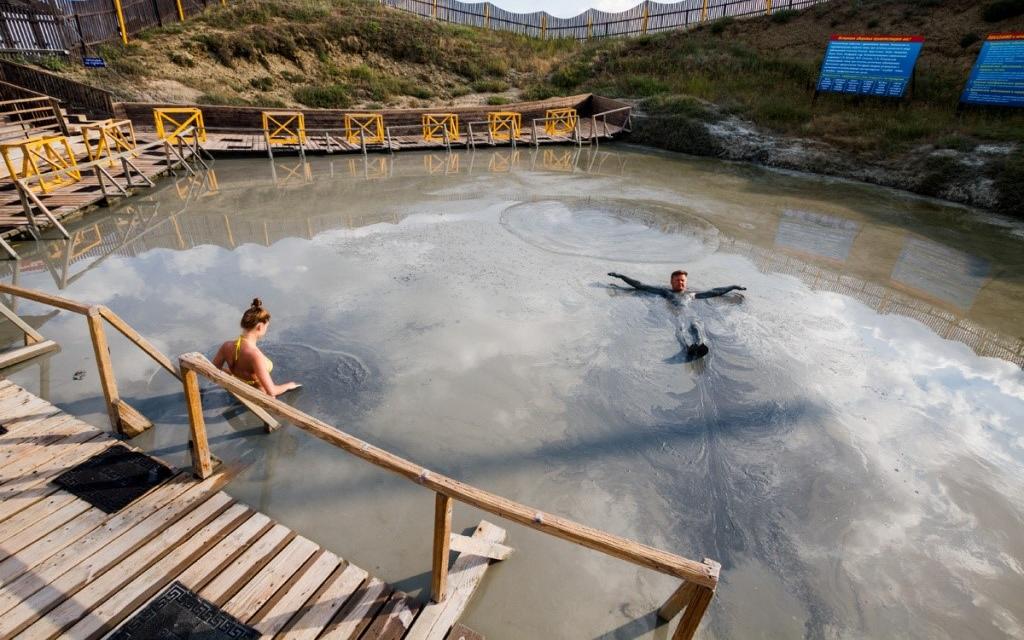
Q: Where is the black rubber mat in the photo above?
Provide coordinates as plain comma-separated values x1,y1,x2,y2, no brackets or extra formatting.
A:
0,424,7,435
52,444,173,514
109,582,258,640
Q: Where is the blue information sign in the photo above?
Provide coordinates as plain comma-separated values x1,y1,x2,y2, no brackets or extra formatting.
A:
83,57,106,68
816,34,925,99
961,33,1024,107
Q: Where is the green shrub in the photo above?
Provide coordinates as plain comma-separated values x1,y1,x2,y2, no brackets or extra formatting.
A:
486,95,508,105
250,76,274,91
36,55,69,72
293,83,352,108
982,0,1024,21
472,79,510,93
167,51,196,67
194,33,233,66
197,92,249,105
710,17,734,35
769,9,799,24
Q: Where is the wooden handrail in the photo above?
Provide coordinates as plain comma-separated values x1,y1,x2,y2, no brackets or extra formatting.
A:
177,351,718,588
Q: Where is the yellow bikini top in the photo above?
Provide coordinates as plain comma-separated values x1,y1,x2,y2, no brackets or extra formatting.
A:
234,336,273,381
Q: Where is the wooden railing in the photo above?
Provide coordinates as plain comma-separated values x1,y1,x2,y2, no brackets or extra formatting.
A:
178,351,721,639
0,85,68,141
0,283,279,436
0,58,113,117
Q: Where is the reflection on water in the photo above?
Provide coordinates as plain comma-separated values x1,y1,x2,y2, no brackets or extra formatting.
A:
1,147,1023,640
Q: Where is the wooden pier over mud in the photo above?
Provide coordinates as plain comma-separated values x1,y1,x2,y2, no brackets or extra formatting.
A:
0,284,719,639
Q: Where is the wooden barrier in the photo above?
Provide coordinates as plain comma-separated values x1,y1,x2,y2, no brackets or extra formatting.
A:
0,134,80,193
487,111,521,141
543,107,578,136
422,113,459,143
82,119,138,167
154,107,206,144
178,351,720,638
344,113,385,146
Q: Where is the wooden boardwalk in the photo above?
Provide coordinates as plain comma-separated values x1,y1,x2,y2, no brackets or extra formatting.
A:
0,378,500,639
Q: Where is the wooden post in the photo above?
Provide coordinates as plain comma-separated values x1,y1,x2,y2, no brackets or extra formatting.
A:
541,14,547,38
587,14,592,39
431,492,453,602
150,0,163,26
86,307,122,433
672,585,714,640
182,366,213,478
175,0,185,22
484,3,489,29
659,581,696,620
701,0,708,21
766,0,772,14
432,0,437,19
641,2,649,35
111,0,128,44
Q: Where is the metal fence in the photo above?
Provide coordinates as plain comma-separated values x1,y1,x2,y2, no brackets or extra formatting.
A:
383,0,833,39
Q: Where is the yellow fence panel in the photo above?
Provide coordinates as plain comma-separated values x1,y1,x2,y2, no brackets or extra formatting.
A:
262,111,307,145
0,135,81,194
344,114,385,145
83,119,138,167
544,108,578,136
154,107,206,144
422,113,459,143
487,111,521,141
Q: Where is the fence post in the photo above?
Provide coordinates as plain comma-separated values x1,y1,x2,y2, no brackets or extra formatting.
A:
86,306,124,433
110,0,129,44
150,0,163,26
181,365,214,478
432,0,437,19
431,492,453,602
484,3,489,29
541,13,547,38
50,98,69,136
766,0,772,14
587,14,592,39
175,0,185,22
701,0,708,21
641,1,649,35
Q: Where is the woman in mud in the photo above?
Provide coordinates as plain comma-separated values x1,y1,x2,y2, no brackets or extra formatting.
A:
213,298,301,396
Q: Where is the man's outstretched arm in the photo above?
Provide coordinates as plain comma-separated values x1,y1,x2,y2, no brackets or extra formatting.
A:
694,285,746,299
608,272,672,298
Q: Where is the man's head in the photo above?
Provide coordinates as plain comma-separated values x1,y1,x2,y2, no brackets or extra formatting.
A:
670,270,688,292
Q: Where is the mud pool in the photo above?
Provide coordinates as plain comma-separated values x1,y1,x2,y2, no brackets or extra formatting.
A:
2,146,1023,639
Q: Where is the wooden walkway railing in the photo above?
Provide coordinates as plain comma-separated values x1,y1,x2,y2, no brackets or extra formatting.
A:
0,283,279,436
178,351,721,639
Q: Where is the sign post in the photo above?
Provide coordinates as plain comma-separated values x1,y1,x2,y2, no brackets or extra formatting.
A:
960,33,1024,108
815,34,925,100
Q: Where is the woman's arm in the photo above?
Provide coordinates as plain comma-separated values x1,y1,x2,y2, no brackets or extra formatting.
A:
252,355,299,397
212,343,228,372
694,285,746,299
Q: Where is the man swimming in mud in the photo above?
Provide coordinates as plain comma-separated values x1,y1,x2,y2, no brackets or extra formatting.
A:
608,270,746,360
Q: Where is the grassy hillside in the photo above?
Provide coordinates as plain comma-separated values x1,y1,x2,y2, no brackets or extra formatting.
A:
56,0,575,108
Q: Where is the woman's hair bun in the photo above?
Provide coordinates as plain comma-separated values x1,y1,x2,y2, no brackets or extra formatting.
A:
251,297,263,309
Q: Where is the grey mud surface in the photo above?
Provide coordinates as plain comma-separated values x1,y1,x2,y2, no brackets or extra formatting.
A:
3,146,1023,639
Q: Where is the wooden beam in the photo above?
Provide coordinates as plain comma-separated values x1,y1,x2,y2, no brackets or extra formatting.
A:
182,367,213,478
672,585,715,640
178,352,719,588
0,283,90,314
658,581,697,621
431,493,453,602
113,398,153,438
449,533,513,561
0,300,44,345
86,307,122,433
0,339,58,370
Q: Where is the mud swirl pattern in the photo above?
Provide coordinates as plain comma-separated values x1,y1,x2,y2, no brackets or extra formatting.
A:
499,198,720,263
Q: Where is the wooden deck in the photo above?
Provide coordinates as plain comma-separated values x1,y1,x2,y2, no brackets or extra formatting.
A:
0,378,500,639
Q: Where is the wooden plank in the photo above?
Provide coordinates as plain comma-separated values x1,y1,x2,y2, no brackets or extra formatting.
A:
0,468,197,618
0,490,76,545
0,498,90,566
63,506,264,640
361,590,420,640
449,533,514,561
197,523,293,605
0,434,110,525
251,549,340,638
16,492,235,640
222,534,319,620
276,562,369,640
404,521,506,640
658,581,697,621
0,300,44,343
317,576,391,640
182,367,211,478
0,414,77,469
0,471,229,635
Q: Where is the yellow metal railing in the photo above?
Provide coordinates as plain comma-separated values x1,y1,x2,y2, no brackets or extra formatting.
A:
0,135,81,194
344,113,385,146
262,111,307,146
83,119,138,167
422,113,459,143
154,107,207,145
487,111,521,142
